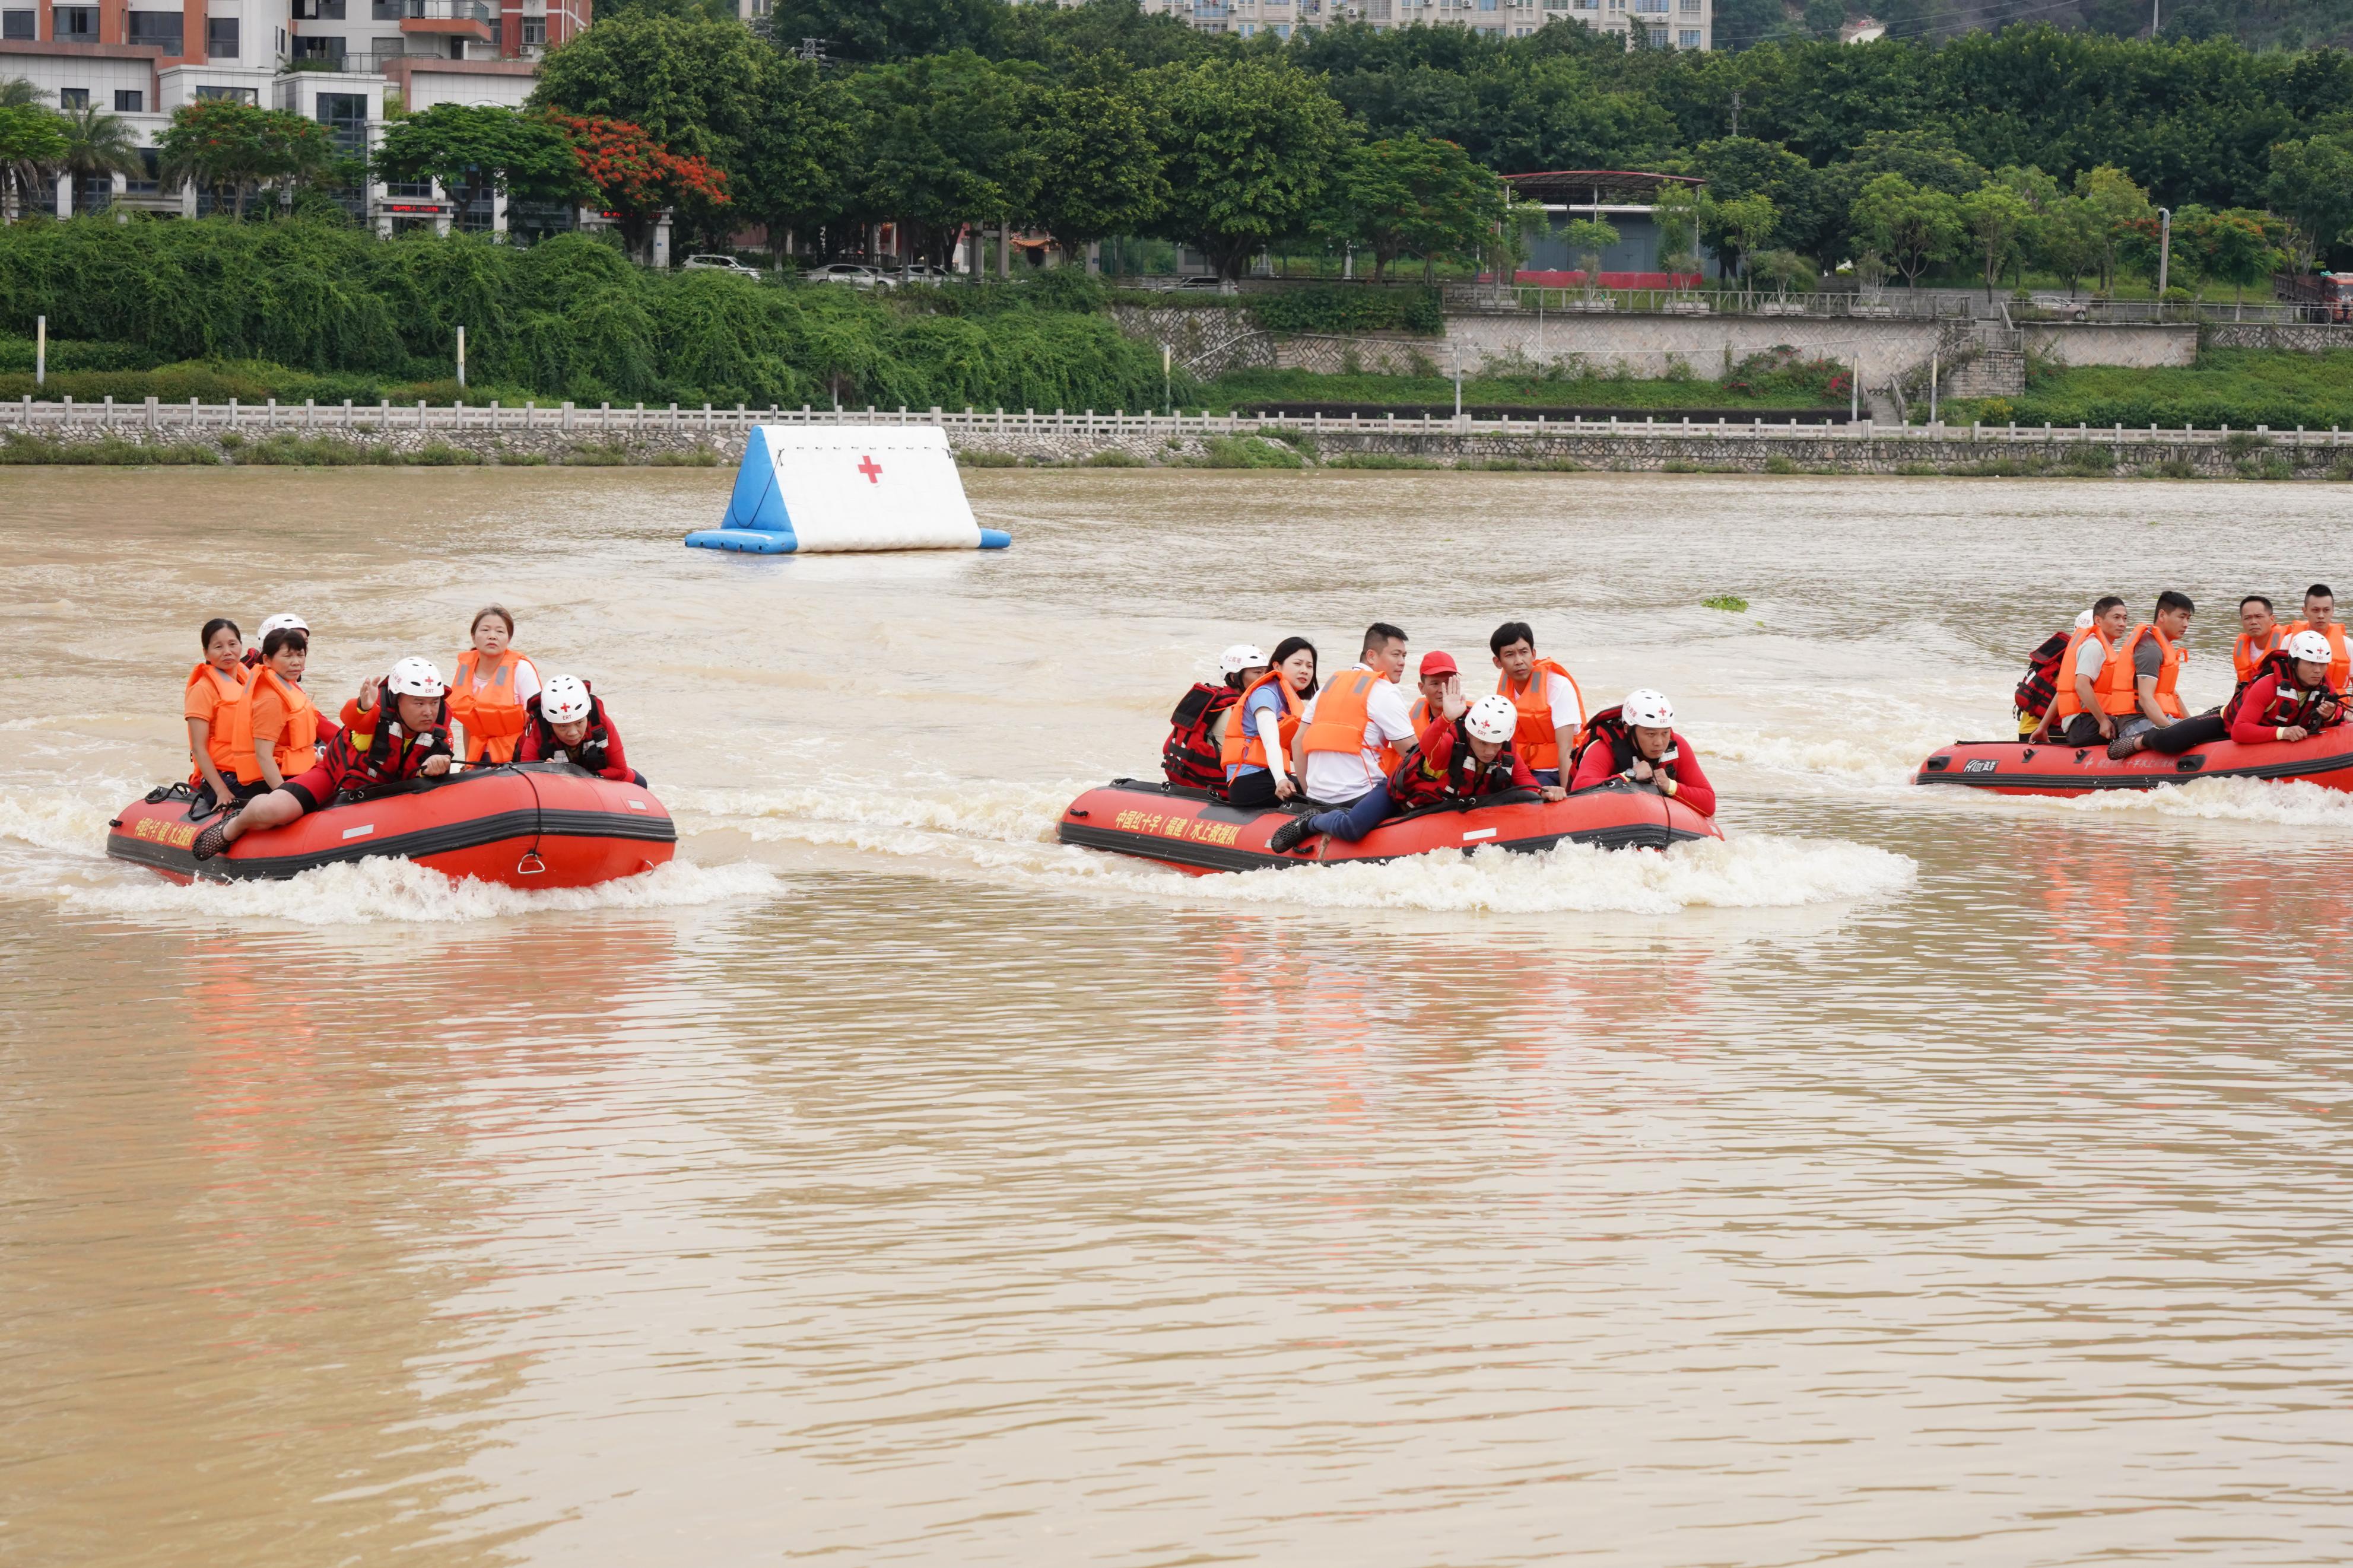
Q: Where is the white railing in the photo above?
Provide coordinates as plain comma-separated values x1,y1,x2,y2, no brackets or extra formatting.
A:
3,395,2348,447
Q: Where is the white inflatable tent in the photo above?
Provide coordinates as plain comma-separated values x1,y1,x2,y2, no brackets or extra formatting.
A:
684,425,1011,555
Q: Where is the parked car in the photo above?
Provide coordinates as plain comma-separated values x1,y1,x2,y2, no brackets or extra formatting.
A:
889,263,955,285
681,254,764,278
806,262,894,290
1172,274,1232,293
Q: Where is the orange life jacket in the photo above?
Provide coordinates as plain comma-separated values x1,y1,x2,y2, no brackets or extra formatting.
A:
1219,670,1301,774
2049,626,2112,720
185,660,254,787
2233,627,2284,685
2096,623,2185,720
1496,657,1583,770
1408,695,1433,731
246,665,321,780
1298,668,1403,774
449,647,533,764
2284,620,2352,692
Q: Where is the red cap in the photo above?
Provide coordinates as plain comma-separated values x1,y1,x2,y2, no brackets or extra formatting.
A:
1419,651,1459,678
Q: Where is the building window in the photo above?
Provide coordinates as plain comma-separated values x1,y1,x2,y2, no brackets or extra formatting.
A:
293,0,348,15
126,147,160,195
291,34,348,61
1678,26,1699,42
52,5,96,36
195,84,259,103
59,87,89,109
116,88,143,110
520,14,544,42
1649,23,1666,40
128,10,184,50
371,0,402,17
0,10,31,39
206,16,239,55
316,90,366,153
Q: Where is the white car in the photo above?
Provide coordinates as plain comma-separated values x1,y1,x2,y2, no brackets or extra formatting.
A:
806,263,894,290
681,255,763,278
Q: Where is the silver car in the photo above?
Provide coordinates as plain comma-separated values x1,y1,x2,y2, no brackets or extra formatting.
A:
806,263,894,290
681,255,763,278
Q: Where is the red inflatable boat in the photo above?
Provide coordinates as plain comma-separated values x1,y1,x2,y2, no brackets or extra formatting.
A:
1916,729,2353,797
107,763,677,888
1058,777,1720,874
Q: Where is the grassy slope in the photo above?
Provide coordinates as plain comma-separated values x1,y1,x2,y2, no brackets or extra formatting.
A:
2013,349,2353,429
1201,367,1836,412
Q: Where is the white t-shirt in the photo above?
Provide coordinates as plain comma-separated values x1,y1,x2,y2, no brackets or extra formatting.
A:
1535,669,1584,730
2072,635,2109,683
1298,664,1418,803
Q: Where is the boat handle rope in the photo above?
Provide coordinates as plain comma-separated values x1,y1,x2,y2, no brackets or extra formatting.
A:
516,765,547,876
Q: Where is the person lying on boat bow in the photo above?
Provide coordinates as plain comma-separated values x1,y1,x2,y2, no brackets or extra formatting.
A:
519,675,647,785
193,658,454,861
2225,631,2346,746
1570,690,1718,816
1387,689,1558,809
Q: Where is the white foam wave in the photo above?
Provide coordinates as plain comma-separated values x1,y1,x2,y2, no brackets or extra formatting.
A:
2062,775,2353,828
57,855,784,927
672,778,1079,850
1166,833,1916,915
0,786,121,857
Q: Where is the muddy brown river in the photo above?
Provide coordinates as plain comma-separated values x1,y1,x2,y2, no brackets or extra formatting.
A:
4,467,2351,1564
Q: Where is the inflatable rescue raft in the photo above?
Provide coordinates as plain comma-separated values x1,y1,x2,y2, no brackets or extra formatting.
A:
107,763,676,888
1058,777,1720,874
1916,729,2353,797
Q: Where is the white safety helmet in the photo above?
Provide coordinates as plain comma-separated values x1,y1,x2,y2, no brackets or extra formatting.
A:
2287,629,2335,665
257,613,309,641
541,674,595,724
1622,688,1676,729
2074,609,2095,631
1465,695,1519,744
386,656,447,698
1220,643,1268,677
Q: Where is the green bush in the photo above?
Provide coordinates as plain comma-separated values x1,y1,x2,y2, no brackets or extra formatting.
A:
2015,351,2353,431
0,218,1193,414
1247,285,1444,336
0,432,218,464
1201,434,1304,469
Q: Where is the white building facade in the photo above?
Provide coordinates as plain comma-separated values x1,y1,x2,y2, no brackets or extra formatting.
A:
1101,0,1708,49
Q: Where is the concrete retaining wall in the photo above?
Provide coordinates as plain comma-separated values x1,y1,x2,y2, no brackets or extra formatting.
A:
2203,323,2353,354
2025,323,2199,368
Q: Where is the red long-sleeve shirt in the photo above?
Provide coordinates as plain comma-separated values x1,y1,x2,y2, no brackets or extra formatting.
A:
1571,731,1717,816
2228,671,2346,746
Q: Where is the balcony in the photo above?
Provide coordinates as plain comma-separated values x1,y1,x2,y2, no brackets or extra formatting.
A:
397,0,495,40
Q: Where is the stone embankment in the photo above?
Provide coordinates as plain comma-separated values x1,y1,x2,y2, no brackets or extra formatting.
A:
4,398,2351,480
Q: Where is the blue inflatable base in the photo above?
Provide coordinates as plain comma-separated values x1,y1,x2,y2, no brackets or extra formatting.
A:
683,528,1012,554
684,529,796,554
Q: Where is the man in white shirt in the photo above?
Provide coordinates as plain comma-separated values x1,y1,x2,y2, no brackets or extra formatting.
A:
1269,623,1417,853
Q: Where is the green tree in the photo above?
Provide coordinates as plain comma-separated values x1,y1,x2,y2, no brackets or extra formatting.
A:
1751,248,1815,295
531,11,766,166
2074,164,2152,294
2030,195,2104,294
1141,57,1348,282
1701,191,1777,284
1653,182,1700,272
735,53,856,263
0,101,68,221
56,106,141,201
1959,182,2031,298
1023,75,1168,264
2181,205,2286,301
767,0,1003,63
2265,131,2353,273
1850,172,1961,287
1561,216,1619,289
375,106,586,228
843,52,1033,271
1323,135,1501,282
155,101,338,218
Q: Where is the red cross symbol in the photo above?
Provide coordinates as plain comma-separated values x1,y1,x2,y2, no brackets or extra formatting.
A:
857,455,882,484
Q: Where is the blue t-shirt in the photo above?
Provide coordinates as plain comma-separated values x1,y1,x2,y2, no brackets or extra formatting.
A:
1228,682,1287,779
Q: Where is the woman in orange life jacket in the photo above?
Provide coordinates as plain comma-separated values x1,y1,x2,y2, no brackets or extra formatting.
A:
192,657,455,860
1490,620,1585,786
185,618,261,814
1163,644,1268,794
238,624,341,793
1221,637,1317,810
448,605,539,765
2227,629,2346,745
2233,594,2284,688
2103,592,2219,759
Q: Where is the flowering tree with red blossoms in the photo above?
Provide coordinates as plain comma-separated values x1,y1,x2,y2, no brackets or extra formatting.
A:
549,113,728,262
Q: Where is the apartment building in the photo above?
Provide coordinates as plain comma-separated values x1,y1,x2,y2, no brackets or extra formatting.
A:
0,0,582,228
1118,0,1708,49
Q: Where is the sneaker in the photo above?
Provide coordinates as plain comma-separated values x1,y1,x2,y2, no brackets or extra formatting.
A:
191,820,233,860
1267,815,1314,854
